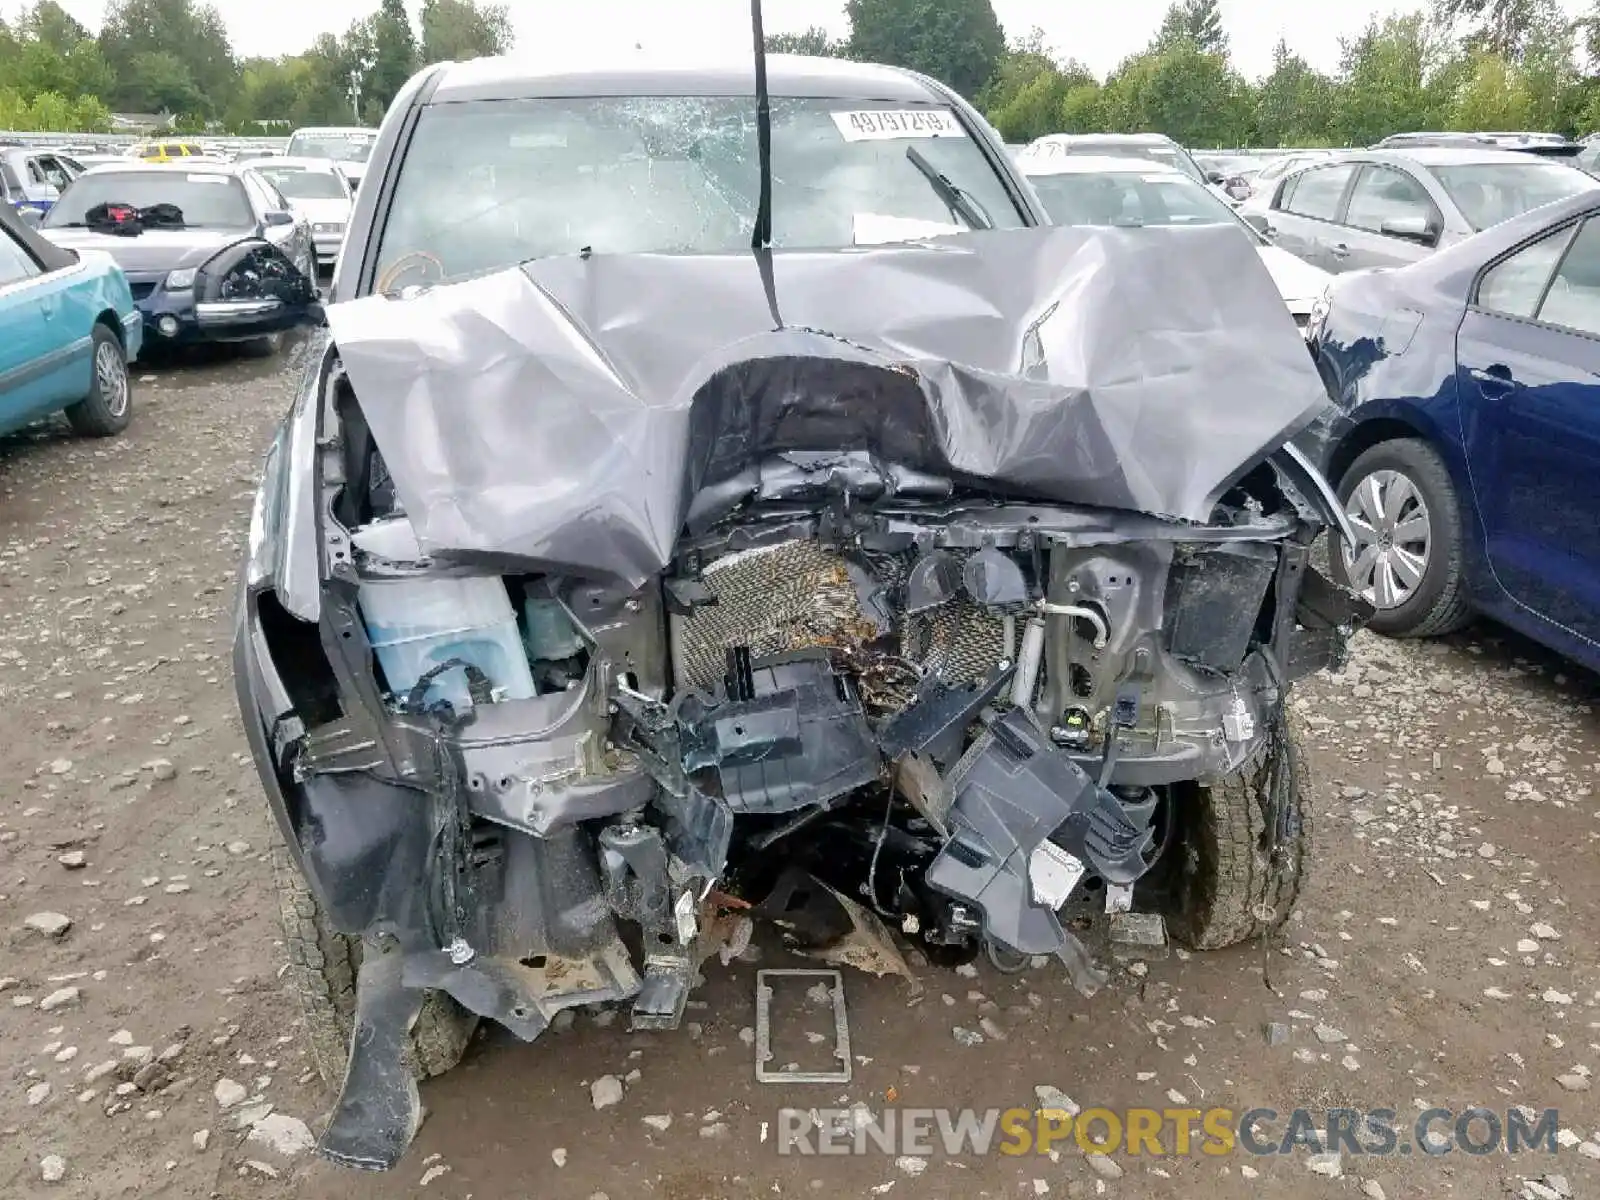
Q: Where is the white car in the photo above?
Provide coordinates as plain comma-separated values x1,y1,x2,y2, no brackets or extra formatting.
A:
240,156,354,268
1017,151,1330,330
283,126,377,192
1022,133,1240,207
1236,150,1336,213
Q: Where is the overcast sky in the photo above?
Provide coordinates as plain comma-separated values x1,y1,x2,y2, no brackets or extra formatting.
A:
6,0,1591,81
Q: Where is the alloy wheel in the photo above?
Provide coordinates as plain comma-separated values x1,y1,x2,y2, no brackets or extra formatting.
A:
1340,468,1431,608
96,339,130,419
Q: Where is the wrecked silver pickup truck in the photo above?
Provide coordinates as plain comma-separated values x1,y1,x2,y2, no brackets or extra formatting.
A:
233,54,1368,1172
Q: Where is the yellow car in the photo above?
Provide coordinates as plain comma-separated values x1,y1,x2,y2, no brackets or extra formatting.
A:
129,141,208,163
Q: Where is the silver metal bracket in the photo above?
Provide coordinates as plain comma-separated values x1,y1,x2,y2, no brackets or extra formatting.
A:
754,969,852,1085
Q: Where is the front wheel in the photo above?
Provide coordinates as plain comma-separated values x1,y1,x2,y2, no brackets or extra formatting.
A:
64,324,132,437
1162,717,1310,951
271,837,478,1085
1328,437,1472,637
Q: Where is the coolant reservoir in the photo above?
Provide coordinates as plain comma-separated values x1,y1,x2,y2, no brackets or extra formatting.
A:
352,520,535,711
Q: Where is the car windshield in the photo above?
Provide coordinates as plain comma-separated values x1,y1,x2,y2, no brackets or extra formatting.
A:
374,95,1025,287
285,133,374,164
257,166,346,200
1432,162,1597,230
1029,169,1249,231
43,172,255,229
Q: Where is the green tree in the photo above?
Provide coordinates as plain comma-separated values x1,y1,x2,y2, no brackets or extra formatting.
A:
99,0,237,116
1058,81,1106,132
1434,0,1546,56
980,30,1093,141
27,88,70,129
419,0,512,65
12,37,114,102
1100,42,1251,145
364,0,418,120
1329,14,1433,145
765,26,845,55
1255,39,1336,145
845,0,1006,98
19,2,90,52
1154,0,1228,56
1449,49,1534,128
68,92,112,131
289,34,362,126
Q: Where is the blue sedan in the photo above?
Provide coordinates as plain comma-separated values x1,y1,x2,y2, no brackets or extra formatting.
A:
1308,189,1600,671
0,200,142,439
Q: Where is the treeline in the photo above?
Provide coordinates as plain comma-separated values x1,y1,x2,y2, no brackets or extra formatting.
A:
775,0,1600,146
0,0,512,133
5,0,1597,145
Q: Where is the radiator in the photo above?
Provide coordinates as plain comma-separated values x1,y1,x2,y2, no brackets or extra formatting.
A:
670,540,1007,693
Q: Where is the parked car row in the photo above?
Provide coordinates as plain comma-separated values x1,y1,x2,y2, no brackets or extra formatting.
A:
0,155,323,445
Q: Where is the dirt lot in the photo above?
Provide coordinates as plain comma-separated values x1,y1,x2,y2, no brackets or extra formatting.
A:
2,343,1598,1200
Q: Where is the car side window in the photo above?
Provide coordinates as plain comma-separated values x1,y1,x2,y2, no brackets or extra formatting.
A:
25,158,45,185
1345,166,1437,235
0,160,21,199
34,156,70,190
0,225,43,286
1282,163,1356,221
1536,218,1600,336
1476,225,1574,318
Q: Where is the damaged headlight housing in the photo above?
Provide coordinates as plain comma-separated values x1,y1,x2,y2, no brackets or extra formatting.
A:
246,425,287,587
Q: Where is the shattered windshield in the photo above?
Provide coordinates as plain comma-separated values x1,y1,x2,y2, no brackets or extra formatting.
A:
373,96,1026,288
43,172,254,229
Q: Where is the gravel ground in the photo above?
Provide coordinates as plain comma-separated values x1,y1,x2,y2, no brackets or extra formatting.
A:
1,345,1598,1200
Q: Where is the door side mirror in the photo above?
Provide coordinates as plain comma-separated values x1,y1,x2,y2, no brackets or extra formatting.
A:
1379,215,1439,246
1241,212,1270,236
263,210,295,227
1205,170,1226,185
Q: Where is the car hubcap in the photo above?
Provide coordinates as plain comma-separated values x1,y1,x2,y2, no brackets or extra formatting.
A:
96,341,129,419
1341,468,1431,608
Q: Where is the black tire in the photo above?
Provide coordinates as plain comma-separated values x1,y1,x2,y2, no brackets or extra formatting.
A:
1164,717,1311,951
64,323,132,437
271,838,477,1085
1328,438,1472,637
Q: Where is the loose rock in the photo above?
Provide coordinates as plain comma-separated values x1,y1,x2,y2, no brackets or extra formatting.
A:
23,912,72,938
246,1114,315,1158
590,1075,623,1110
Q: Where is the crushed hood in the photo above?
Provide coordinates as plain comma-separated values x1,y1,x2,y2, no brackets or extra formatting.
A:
326,224,1332,585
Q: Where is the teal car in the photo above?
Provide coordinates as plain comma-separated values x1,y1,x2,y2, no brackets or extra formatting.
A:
0,198,140,438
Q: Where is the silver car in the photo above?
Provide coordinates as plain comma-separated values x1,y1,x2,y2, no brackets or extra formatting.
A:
1259,147,1598,273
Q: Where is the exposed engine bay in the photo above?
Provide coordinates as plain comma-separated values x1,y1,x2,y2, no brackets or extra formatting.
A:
235,224,1370,1168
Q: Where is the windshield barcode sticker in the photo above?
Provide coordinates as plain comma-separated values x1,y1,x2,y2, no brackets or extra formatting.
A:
832,109,962,141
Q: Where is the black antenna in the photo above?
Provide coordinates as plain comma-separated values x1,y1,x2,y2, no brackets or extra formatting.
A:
750,0,773,249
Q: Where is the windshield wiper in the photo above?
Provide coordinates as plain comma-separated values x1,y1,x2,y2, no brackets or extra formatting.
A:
905,146,992,231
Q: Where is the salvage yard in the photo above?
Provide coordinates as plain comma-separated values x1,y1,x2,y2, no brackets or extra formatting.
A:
1,344,1599,1200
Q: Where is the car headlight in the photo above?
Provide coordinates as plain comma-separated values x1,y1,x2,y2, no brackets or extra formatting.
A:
166,267,197,290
